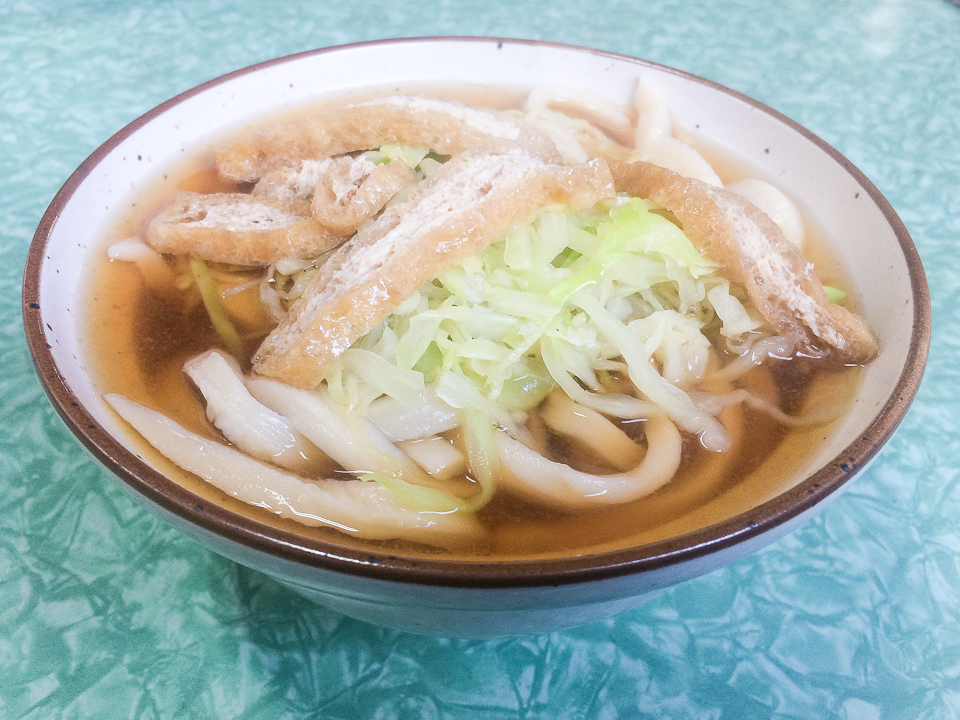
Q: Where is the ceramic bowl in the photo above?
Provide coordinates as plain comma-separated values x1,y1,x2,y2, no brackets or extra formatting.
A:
23,37,930,637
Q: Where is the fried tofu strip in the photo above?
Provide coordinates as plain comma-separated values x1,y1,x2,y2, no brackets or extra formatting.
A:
310,156,417,236
253,151,617,388
251,158,332,202
249,155,417,236
145,192,345,266
610,161,878,364
215,95,562,184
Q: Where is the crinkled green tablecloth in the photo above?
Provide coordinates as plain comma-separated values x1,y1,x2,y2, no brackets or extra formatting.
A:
3,0,959,717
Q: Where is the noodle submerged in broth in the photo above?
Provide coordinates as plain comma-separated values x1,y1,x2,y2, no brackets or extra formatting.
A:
86,84,877,557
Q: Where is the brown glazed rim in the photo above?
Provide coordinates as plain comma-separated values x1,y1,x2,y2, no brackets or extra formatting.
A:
23,37,931,590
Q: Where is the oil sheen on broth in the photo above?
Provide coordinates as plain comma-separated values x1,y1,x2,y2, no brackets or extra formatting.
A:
83,85,865,559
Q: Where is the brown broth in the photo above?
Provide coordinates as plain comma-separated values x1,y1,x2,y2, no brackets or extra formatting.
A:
83,86,863,560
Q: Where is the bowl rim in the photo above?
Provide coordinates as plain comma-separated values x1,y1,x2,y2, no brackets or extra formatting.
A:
22,36,931,590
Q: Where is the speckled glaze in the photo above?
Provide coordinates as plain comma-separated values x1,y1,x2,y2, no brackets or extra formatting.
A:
23,38,928,639
5,0,959,716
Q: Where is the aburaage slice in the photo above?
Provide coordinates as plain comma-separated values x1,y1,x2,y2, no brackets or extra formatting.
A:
146,192,343,265
310,156,417,236
215,96,562,184
610,161,879,365
253,150,616,388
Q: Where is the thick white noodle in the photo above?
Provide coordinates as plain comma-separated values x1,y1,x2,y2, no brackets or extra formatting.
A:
104,394,482,547
630,79,723,187
525,85,632,131
633,78,673,151
245,378,430,484
107,238,179,300
523,85,634,164
522,110,590,163
183,351,316,473
497,414,682,510
365,393,459,441
396,436,467,481
539,391,644,472
724,179,805,249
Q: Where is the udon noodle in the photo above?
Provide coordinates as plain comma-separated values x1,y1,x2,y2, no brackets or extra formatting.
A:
88,81,878,555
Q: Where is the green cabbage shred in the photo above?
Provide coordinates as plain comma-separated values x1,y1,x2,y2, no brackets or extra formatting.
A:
329,197,757,426
190,256,245,361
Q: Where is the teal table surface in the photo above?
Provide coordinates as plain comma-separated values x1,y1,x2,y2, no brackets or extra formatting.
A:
3,1,959,717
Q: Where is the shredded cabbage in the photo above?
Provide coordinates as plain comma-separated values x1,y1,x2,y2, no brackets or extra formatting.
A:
326,196,763,451
189,256,245,360
364,144,445,180
823,285,847,305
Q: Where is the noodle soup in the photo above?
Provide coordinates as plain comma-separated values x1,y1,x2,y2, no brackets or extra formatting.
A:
83,83,873,559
